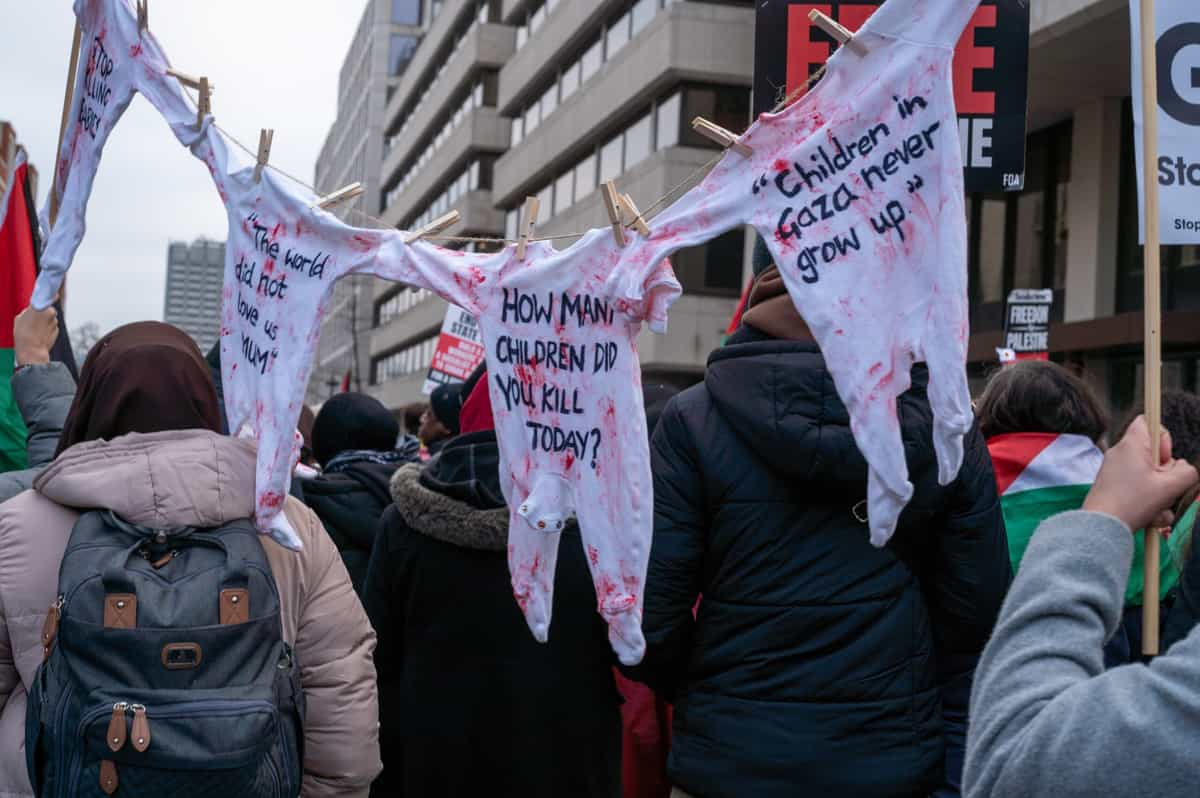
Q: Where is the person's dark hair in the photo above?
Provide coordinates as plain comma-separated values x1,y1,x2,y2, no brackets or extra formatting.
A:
56,321,222,456
312,392,400,467
975,360,1109,443
1117,391,1200,467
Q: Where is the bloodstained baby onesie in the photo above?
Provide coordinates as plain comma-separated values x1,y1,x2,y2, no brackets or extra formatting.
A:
183,124,456,548
399,231,681,664
615,0,981,545
34,0,203,310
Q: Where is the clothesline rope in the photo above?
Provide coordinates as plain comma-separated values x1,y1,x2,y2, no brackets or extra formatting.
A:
183,64,826,246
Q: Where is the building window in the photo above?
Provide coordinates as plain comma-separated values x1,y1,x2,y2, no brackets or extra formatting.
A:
625,112,652,169
524,103,541,136
574,153,597,203
537,184,554,219
965,120,1072,332
529,3,546,34
581,37,603,84
656,91,681,149
511,117,523,147
505,208,519,240
605,10,630,59
391,0,421,25
541,83,558,120
560,60,581,103
388,34,419,76
672,229,746,297
600,134,623,184
372,334,440,385
631,0,656,36
555,171,574,216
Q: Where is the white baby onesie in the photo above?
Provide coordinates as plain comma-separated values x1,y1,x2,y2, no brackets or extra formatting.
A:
398,232,681,665
616,0,979,546
34,0,202,310
184,124,453,548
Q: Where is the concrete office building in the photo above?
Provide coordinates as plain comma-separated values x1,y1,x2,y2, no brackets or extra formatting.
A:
310,0,425,404
965,0,1200,412
372,0,757,408
163,238,225,354
368,0,1200,414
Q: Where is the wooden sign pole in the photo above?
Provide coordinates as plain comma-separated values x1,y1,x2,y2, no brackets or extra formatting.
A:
48,21,82,230
1139,0,1163,657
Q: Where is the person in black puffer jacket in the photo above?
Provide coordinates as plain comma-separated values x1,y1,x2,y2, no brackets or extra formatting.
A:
627,258,1011,798
362,370,621,798
302,392,420,594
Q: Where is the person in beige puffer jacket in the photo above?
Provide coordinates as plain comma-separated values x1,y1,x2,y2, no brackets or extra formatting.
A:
0,322,381,797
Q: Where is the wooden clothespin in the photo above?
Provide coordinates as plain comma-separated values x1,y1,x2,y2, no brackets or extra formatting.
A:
166,70,213,129
600,182,627,247
617,193,651,237
516,196,540,260
316,182,364,210
691,118,753,158
404,210,461,244
0,123,15,201
254,129,274,184
808,9,869,57
196,77,211,129
136,0,149,31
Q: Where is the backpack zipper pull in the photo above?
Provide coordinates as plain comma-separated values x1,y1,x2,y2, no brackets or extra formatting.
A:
41,596,63,660
131,704,151,752
107,702,128,752
99,759,119,795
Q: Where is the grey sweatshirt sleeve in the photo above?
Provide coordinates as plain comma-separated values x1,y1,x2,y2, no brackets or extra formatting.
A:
12,361,76,468
964,510,1200,798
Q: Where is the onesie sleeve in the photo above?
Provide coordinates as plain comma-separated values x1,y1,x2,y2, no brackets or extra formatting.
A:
366,238,491,317
610,255,682,334
609,160,748,318
867,0,983,49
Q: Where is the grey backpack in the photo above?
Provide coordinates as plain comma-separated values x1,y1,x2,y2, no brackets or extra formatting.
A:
25,511,304,797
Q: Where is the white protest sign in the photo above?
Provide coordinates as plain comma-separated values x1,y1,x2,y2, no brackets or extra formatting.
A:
422,304,485,394
1131,0,1200,243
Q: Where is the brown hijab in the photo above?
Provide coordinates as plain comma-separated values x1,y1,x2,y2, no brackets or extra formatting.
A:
741,266,815,342
56,321,222,457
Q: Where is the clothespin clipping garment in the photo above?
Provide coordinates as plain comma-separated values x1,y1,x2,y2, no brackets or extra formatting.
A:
600,182,627,247
196,78,211,130
690,118,753,158
808,9,869,57
617,193,651,237
254,129,274,184
166,69,214,130
516,196,540,260
404,210,461,244
136,0,149,31
315,182,365,210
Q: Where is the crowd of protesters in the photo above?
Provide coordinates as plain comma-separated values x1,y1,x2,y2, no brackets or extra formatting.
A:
2,248,1200,798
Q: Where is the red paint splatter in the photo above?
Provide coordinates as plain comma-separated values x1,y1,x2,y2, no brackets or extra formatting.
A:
564,452,576,470
272,223,284,239
868,362,884,377
259,491,285,511
349,234,375,253
129,43,143,58
773,158,790,172
263,259,275,275
587,546,600,568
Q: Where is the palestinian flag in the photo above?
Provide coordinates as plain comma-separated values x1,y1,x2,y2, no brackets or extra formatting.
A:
0,143,37,471
989,431,1191,604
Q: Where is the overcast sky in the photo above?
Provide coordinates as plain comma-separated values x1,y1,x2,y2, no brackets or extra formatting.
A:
0,2,364,336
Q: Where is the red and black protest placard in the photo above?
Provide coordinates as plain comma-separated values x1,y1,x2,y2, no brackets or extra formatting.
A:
753,0,1030,192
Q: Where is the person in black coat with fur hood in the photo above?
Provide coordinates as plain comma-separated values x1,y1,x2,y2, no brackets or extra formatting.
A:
361,366,622,798
625,246,1011,798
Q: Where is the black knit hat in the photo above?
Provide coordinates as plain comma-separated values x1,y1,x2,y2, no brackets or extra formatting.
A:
312,392,400,467
430,382,464,435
